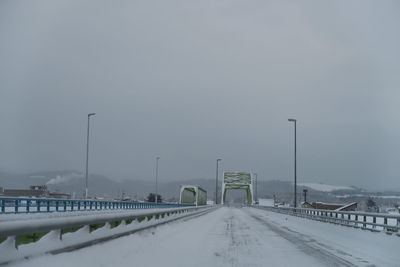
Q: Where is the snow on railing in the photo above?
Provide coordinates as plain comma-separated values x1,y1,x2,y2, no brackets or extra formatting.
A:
255,206,400,236
0,205,214,264
0,197,193,214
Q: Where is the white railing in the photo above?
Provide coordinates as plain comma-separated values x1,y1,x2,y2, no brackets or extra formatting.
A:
254,206,400,235
0,205,214,264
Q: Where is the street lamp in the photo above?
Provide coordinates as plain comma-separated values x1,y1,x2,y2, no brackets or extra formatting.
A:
85,113,96,199
155,157,160,204
288,118,297,208
254,173,258,204
215,159,222,205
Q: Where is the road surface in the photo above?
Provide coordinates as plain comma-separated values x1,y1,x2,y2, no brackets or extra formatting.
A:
9,207,400,267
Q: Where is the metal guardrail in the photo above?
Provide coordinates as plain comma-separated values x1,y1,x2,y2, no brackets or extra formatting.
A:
0,197,193,214
0,205,215,264
255,206,400,235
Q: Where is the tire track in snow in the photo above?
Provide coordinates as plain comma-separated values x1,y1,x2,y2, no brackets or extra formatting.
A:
244,208,362,267
217,207,323,267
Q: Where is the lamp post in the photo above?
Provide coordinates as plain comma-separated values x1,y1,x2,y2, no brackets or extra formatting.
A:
288,118,297,208
303,189,308,204
215,159,222,205
85,113,96,199
155,157,160,204
254,173,258,204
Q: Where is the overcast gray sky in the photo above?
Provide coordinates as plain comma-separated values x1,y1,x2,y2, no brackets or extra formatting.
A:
1,0,399,190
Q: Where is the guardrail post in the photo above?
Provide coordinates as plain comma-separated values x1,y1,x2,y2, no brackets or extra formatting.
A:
56,201,59,211
384,217,388,231
14,199,19,213
355,214,358,227
373,216,376,229
63,200,67,212
47,200,50,212
36,200,40,213
78,201,81,211
363,215,367,228
1,199,5,213
27,200,30,213
2,236,18,250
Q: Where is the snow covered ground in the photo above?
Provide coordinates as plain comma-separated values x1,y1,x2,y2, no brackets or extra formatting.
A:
298,182,354,192
257,198,274,207
8,207,400,267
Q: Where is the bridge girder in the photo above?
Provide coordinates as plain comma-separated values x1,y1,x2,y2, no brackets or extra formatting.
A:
221,172,254,205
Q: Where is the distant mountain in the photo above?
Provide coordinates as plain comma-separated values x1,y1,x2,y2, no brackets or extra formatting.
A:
0,170,215,200
0,171,389,205
298,182,357,192
0,171,299,200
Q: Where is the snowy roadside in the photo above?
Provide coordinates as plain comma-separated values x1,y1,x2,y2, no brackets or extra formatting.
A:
247,207,400,266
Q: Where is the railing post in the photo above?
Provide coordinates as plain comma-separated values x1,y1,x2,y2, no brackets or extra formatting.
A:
373,216,376,229
36,200,40,213
1,199,5,213
47,200,50,212
384,217,388,231
355,214,358,227
63,200,67,212
27,200,31,213
56,201,59,211
14,199,19,213
363,215,367,228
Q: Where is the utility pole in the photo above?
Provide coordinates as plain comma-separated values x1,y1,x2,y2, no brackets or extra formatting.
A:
215,159,222,205
288,118,297,208
254,173,258,204
85,113,96,199
155,157,160,204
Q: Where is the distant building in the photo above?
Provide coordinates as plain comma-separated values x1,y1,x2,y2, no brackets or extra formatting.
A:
0,185,70,199
300,201,313,209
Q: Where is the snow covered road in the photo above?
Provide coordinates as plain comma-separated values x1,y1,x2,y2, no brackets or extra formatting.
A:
9,207,400,267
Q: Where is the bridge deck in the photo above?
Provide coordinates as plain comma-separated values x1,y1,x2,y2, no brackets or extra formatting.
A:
9,207,399,267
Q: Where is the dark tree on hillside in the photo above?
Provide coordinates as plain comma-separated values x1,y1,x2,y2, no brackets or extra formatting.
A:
147,193,162,203
366,198,376,211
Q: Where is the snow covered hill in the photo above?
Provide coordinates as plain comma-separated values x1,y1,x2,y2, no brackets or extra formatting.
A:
298,183,355,192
